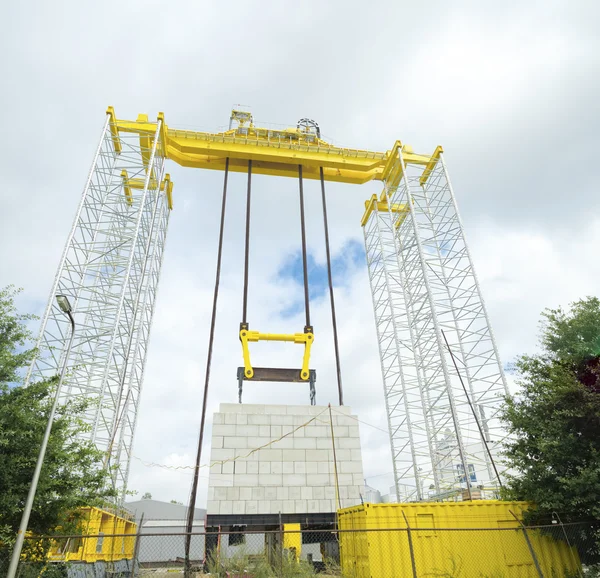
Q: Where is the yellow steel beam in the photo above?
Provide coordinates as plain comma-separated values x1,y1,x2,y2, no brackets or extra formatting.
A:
419,145,444,186
120,170,132,206
109,108,439,185
361,194,410,228
106,106,122,154
121,171,174,210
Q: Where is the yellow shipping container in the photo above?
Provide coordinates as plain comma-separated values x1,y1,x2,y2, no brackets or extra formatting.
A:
338,501,581,578
48,506,137,563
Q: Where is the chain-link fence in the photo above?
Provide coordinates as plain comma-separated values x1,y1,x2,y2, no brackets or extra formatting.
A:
3,522,599,577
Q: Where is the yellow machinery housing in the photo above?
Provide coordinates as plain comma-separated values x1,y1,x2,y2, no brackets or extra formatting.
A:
338,501,581,578
47,507,137,563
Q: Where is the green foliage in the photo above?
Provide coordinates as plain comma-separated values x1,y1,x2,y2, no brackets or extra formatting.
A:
0,286,115,549
141,492,152,500
501,297,600,562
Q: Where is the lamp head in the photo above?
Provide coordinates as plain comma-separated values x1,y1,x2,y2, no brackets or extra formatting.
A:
56,295,73,314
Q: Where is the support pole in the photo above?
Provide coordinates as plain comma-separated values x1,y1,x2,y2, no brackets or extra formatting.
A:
298,165,311,328
320,167,344,406
242,160,252,325
184,159,230,577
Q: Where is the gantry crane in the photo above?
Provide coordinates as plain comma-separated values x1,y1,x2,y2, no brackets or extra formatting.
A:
28,106,507,507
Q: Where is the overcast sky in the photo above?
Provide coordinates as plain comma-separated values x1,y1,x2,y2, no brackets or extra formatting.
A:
1,0,599,504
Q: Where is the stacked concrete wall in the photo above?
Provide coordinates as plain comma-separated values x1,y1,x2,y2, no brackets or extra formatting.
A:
207,404,365,516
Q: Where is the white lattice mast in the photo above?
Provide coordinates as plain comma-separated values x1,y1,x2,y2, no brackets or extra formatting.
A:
26,110,172,502
363,146,508,501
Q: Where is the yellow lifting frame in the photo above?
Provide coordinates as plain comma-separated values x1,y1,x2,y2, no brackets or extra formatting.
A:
120,170,174,210
239,328,314,381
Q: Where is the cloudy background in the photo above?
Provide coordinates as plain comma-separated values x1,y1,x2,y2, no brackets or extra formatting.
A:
1,0,598,504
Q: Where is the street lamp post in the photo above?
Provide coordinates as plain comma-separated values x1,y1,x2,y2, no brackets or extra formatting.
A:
7,295,76,578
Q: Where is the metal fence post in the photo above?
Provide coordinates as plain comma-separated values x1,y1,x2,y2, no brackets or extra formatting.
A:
509,510,544,578
129,513,144,577
401,511,418,578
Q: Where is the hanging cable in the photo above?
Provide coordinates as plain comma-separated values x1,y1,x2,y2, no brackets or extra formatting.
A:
184,158,230,576
441,329,504,490
298,165,311,328
320,167,344,405
242,160,252,325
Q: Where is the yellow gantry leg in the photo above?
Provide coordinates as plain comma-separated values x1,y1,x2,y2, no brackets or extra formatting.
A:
239,327,314,380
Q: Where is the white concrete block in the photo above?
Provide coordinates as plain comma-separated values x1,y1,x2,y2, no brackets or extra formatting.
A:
349,425,360,438
210,474,234,487
332,426,349,437
271,414,294,426
259,462,271,474
319,500,333,512
270,437,294,449
239,404,265,414
293,415,308,426
239,487,252,500
252,487,265,500
236,424,259,437
271,500,282,512
247,436,267,449
265,487,277,500
351,449,362,461
317,462,329,474
334,415,356,426
271,425,282,437
300,487,313,500
222,461,234,474
258,449,282,461
282,462,295,474
289,487,301,499
213,424,236,436
214,487,228,500
259,474,283,486
223,436,248,449
233,473,258,487
236,413,248,425
286,449,306,462
337,474,353,486
246,501,258,514
348,486,360,499
283,500,295,513
258,501,271,514
233,501,245,515
307,500,320,513
259,425,271,437
210,463,221,475
276,487,288,500
207,500,219,515
313,486,324,500
281,425,295,436
305,462,318,474
294,462,306,474
293,438,316,450
332,406,352,415
248,414,270,425
271,462,283,474
265,404,288,415
295,500,307,512
334,449,352,462
283,474,306,486
352,474,365,485
305,425,327,438
307,474,330,486
234,461,246,474
213,413,224,425
211,436,224,449
340,461,362,474
339,487,348,500
293,426,304,438
316,438,333,450
207,487,215,501
305,449,329,461
324,487,336,500
246,461,259,474
226,487,240,501
219,501,233,515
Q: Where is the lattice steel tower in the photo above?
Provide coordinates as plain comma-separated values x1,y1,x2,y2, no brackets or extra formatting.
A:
362,145,508,501
26,110,173,501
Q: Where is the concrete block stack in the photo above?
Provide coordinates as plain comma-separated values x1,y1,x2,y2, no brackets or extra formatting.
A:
206,404,365,516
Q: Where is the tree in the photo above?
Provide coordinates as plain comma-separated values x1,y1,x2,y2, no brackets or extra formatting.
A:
502,297,600,562
0,286,115,548
142,493,152,500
